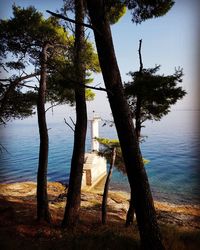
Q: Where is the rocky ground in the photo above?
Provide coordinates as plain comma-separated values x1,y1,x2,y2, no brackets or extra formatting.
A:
0,182,200,249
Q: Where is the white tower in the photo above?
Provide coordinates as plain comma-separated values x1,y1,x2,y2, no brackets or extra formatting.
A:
91,113,101,151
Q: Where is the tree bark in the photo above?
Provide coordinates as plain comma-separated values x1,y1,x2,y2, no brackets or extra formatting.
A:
62,0,87,228
126,189,135,226
102,147,116,225
36,43,51,223
126,39,143,225
135,95,142,139
86,1,164,249
135,39,143,140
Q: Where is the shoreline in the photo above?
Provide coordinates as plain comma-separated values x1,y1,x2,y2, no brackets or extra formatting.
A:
1,181,200,221
1,180,199,208
0,182,200,249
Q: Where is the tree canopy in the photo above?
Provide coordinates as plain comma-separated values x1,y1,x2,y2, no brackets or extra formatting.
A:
0,5,68,123
126,0,175,23
124,66,186,124
0,5,100,123
97,137,149,174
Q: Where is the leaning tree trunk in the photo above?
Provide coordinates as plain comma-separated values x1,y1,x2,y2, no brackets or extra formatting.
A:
62,0,87,228
86,1,164,249
102,147,116,225
36,43,51,223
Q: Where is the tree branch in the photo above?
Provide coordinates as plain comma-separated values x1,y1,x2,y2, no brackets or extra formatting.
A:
138,39,143,73
46,10,94,30
18,83,38,89
79,82,112,94
64,118,75,132
0,79,11,82
0,72,39,114
69,116,76,126
45,102,61,113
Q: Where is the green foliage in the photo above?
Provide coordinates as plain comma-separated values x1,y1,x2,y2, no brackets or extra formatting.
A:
83,42,101,73
124,66,186,122
1,5,68,71
106,1,127,24
0,85,37,124
96,137,120,148
126,0,175,24
46,58,96,104
85,89,95,101
0,5,99,122
96,137,149,174
0,5,69,123
46,33,99,104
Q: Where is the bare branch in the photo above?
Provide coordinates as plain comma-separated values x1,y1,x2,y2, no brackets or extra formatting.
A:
80,82,112,95
0,117,6,125
18,83,38,89
64,118,75,132
45,102,61,113
35,75,40,83
94,82,101,88
0,63,9,73
46,10,94,30
138,39,143,72
85,31,91,42
0,79,12,82
69,116,75,126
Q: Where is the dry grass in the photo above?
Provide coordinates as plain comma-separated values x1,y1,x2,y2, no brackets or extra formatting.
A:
0,182,200,249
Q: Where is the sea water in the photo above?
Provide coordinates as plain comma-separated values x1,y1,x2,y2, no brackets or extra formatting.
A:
0,110,199,205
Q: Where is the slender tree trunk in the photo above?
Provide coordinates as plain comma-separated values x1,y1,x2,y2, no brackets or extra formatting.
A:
36,43,51,223
86,1,164,249
135,39,143,140
126,39,143,226
62,0,87,228
127,97,141,226
135,95,142,139
102,147,116,225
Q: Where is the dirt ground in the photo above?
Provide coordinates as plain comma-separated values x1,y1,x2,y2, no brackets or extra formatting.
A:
0,182,200,249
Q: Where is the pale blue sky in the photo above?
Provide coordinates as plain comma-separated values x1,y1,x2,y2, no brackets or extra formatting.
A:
0,0,199,120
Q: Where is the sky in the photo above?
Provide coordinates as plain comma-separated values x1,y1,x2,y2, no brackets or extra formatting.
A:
0,0,199,121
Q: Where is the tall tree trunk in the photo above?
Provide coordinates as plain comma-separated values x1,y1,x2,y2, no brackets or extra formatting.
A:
135,39,143,140
126,39,143,226
86,1,164,249
102,147,116,225
62,0,87,228
36,43,51,223
135,95,142,139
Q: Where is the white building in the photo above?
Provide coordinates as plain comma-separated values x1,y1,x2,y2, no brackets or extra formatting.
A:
82,114,107,190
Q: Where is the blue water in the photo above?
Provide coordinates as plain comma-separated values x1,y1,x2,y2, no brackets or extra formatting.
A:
0,110,199,205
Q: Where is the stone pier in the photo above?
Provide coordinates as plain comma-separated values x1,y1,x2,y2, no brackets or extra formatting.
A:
81,114,107,190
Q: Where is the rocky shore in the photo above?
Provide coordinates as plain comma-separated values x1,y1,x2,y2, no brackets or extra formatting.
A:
0,181,200,229
0,182,200,249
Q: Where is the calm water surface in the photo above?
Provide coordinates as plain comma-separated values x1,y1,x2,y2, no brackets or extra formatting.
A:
0,110,199,205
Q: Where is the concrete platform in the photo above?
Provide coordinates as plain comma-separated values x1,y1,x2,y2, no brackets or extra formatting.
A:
82,152,107,191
